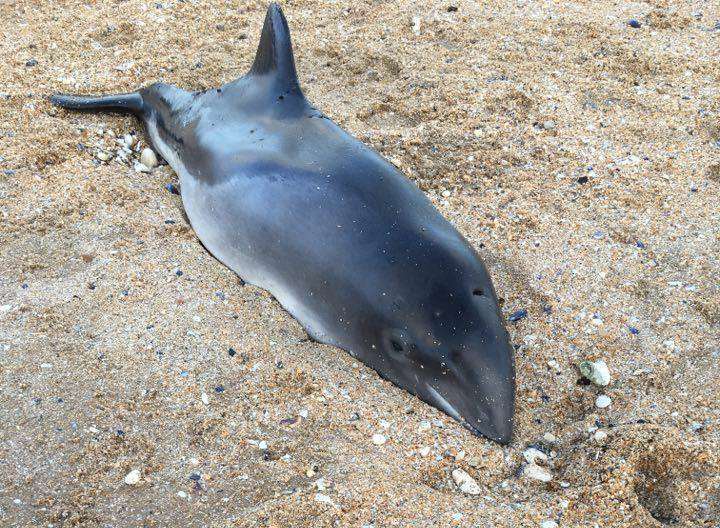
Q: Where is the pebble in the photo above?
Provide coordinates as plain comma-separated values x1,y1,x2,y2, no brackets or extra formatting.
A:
547,359,561,373
628,19,641,28
165,183,180,195
593,430,608,443
314,493,335,506
441,190,451,198
419,446,431,457
543,432,557,444
418,420,431,432
140,148,159,169
579,359,611,386
521,463,552,482
595,394,612,409
258,440,268,450
542,119,556,130
177,490,188,498
371,433,386,445
467,456,481,468
124,469,141,485
134,162,151,173
451,468,481,495
509,309,528,322
523,447,548,465
201,392,210,405
541,521,558,528
95,150,113,162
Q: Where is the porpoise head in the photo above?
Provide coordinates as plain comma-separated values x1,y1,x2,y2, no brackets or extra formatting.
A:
348,225,516,444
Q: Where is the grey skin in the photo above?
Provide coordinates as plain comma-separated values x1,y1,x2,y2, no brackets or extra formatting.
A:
51,3,515,443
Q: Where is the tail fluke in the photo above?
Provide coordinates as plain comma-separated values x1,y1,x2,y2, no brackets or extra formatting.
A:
50,92,144,114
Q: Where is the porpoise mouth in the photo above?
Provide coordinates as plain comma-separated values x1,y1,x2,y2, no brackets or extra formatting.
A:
425,384,463,422
424,383,512,444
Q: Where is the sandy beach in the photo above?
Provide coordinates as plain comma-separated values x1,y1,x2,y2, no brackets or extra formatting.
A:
1,0,719,526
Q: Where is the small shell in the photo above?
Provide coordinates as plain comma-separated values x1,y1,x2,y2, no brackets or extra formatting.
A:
140,147,159,169
579,359,611,386
451,468,481,495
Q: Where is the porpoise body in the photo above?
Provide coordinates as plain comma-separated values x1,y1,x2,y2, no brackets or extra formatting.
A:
51,3,516,443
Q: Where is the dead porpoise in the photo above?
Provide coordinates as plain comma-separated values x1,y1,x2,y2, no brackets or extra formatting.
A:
51,3,516,443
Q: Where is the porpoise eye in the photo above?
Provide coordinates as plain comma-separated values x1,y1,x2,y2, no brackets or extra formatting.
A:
473,288,484,297
390,339,404,353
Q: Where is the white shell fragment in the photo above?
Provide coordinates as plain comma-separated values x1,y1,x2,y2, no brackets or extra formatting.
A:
371,433,386,445
451,468,481,495
595,394,612,409
124,469,141,485
523,447,548,465
579,359,611,386
521,463,553,483
140,147,159,169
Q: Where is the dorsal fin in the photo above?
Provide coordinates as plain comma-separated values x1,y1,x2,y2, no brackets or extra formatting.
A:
250,3,299,89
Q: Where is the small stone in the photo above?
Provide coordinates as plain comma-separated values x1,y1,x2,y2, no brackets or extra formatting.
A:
258,440,268,450
543,433,557,444
579,359,611,386
95,150,112,161
418,420,431,432
541,521,558,528
314,493,335,506
593,430,608,443
124,469,141,485
523,447,548,465
411,16,421,36
134,162,151,173
140,148,159,169
371,433,386,445
452,468,481,495
419,446,431,457
441,190,451,198
595,394,612,409
628,19,641,28
542,120,556,130
467,456,481,468
165,183,180,195
509,309,528,322
521,463,552,482
177,490,188,498
26,59,38,67
298,409,309,419
201,392,210,405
